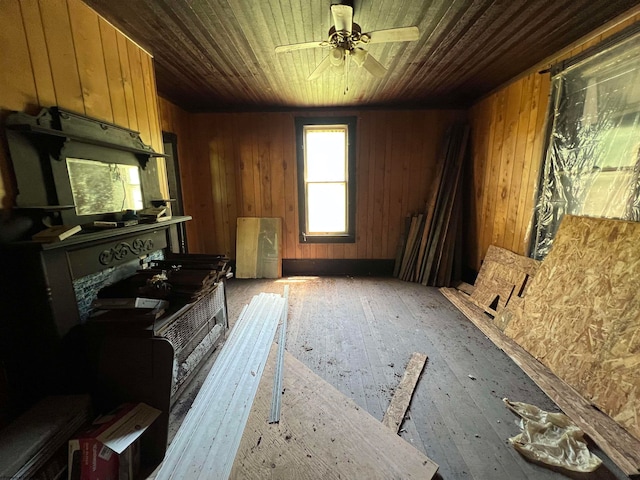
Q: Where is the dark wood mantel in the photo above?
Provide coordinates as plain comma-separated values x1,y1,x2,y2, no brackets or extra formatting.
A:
1,216,191,341
0,215,191,416
40,215,191,284
38,216,191,252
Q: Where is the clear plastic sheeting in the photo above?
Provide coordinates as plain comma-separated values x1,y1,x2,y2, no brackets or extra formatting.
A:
532,31,640,259
503,398,602,473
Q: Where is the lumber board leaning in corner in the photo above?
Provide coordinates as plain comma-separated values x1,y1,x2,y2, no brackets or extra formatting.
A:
230,348,438,479
439,287,640,477
382,352,428,433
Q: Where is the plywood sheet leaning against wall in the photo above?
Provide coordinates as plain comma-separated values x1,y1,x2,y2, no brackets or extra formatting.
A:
504,215,640,442
236,217,282,279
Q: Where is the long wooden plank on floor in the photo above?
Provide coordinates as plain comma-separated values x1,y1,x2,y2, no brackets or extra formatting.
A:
157,293,285,480
439,287,640,477
382,352,428,433
230,349,438,479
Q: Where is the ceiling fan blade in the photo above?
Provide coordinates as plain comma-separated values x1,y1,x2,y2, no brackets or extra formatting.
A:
308,55,332,81
351,48,387,77
275,41,325,53
331,4,353,34
364,26,419,44
362,53,387,77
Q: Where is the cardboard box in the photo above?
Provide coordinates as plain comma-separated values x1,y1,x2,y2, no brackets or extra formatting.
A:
68,403,161,480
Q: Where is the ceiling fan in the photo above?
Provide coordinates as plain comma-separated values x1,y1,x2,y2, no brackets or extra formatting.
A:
275,3,419,87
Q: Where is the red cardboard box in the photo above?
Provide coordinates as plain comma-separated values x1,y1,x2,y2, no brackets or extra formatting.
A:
68,403,161,480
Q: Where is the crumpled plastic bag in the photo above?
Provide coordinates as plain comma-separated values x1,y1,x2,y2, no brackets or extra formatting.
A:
503,398,602,473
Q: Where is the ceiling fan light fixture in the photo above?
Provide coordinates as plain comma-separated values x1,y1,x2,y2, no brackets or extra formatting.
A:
351,48,367,67
330,47,345,66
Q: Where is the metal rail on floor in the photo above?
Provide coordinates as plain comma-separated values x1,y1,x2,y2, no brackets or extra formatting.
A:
269,285,289,423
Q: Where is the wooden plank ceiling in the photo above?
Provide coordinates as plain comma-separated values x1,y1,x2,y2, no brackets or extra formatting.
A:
84,0,638,111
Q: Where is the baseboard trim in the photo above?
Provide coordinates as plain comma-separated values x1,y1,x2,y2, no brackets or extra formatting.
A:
282,259,395,277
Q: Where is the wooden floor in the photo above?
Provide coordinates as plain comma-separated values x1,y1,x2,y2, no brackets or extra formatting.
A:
169,276,627,480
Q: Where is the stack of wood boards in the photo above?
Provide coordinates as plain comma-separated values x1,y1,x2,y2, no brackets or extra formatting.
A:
503,215,640,443
230,348,438,479
468,245,540,319
160,269,224,302
149,253,231,301
0,395,91,479
151,253,230,276
395,123,469,286
99,255,230,304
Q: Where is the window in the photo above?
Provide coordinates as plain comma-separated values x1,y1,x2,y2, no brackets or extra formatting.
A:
532,28,640,259
295,117,356,243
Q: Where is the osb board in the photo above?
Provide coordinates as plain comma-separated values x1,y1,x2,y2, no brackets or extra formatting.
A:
474,245,540,288
455,281,475,295
470,270,517,313
493,297,524,332
230,348,438,479
504,215,640,441
471,245,537,313
440,287,640,477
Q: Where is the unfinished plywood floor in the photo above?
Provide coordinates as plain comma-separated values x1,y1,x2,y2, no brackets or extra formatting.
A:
169,276,627,480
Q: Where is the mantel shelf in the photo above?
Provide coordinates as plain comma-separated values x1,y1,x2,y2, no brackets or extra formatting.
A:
34,216,192,251
5,107,171,227
6,123,168,159
13,205,76,211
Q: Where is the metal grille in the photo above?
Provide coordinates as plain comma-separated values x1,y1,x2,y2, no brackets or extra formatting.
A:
171,324,224,396
159,282,226,351
154,281,227,399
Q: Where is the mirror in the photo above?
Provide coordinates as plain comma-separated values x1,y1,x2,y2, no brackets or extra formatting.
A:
67,158,144,216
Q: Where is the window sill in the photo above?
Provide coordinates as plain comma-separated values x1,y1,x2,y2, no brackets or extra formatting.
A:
299,234,355,244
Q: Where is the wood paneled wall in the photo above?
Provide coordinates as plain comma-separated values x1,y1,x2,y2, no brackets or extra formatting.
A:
466,71,550,273
159,105,465,260
158,97,207,253
466,10,640,273
0,0,165,209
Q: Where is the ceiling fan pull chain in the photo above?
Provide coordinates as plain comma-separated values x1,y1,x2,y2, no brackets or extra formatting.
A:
344,50,350,95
